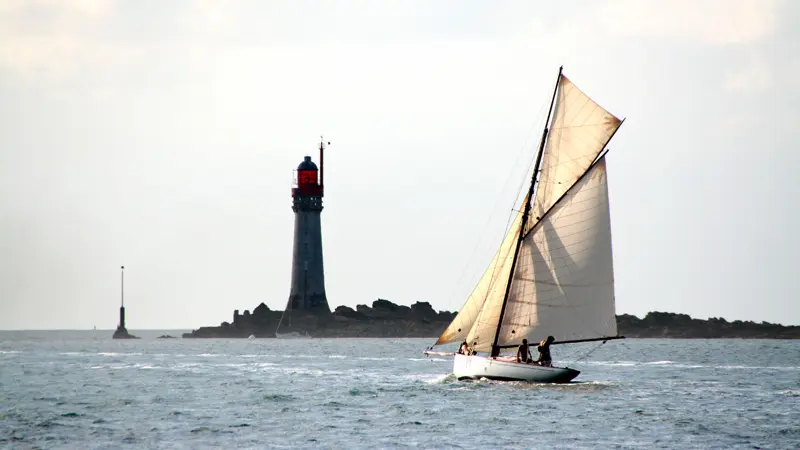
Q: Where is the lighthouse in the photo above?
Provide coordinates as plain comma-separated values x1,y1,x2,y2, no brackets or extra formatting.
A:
285,140,331,315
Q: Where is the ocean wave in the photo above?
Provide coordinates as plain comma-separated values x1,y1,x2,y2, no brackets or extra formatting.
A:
584,361,638,367
280,367,344,376
580,360,799,370
424,373,458,384
263,393,295,402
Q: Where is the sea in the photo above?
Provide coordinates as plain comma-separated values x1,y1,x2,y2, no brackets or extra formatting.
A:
1,331,798,449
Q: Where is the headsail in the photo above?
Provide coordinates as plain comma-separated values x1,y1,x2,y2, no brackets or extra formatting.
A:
435,201,525,345
528,75,621,235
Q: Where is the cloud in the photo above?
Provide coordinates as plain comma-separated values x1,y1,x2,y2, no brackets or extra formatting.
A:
596,0,780,45
0,0,115,79
723,56,770,93
0,0,785,86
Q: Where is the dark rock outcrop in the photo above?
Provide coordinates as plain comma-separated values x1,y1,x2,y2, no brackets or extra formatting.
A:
618,311,800,338
112,326,139,339
181,301,798,339
183,299,457,338
332,305,364,320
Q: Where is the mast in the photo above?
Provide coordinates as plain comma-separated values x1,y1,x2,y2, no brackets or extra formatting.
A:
490,66,562,357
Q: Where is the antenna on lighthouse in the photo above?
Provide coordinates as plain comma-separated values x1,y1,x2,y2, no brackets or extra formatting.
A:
319,136,328,190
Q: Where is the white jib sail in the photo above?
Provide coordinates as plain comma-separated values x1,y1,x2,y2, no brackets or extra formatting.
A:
529,75,621,234
435,205,524,345
496,157,617,348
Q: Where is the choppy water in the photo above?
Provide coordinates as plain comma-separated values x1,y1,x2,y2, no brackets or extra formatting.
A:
1,331,799,449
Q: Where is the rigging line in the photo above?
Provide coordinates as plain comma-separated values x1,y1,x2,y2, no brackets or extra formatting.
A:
440,90,553,316
575,341,606,362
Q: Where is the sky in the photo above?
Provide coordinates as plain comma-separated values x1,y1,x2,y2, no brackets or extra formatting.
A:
1,0,799,330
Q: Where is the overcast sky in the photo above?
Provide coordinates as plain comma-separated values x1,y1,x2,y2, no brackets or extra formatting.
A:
1,0,799,330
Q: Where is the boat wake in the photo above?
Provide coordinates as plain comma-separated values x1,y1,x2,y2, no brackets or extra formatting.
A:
424,373,459,384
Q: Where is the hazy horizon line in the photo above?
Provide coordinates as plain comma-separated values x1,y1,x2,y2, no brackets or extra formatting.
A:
2,309,799,331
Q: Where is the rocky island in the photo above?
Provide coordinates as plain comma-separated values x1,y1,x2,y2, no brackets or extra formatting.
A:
182,299,800,339
183,299,456,339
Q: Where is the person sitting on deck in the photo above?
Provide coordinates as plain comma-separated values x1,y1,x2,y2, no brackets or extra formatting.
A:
536,336,555,367
516,339,533,363
458,341,470,355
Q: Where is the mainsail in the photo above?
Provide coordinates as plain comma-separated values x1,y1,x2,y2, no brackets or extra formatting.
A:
436,69,622,353
497,157,617,346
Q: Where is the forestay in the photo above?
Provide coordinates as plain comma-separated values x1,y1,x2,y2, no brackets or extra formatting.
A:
435,203,525,345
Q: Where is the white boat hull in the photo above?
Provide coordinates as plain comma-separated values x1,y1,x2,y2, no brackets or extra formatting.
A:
453,354,580,383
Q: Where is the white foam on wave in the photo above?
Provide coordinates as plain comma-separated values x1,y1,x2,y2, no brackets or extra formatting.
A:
98,352,142,357
358,357,396,361
582,360,798,370
279,367,344,376
586,361,638,367
424,373,458,384
716,365,800,370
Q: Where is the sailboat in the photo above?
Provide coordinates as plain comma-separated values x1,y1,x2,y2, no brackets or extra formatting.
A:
424,67,624,383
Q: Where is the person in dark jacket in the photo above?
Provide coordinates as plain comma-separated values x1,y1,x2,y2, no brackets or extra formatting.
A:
536,336,555,366
516,339,533,363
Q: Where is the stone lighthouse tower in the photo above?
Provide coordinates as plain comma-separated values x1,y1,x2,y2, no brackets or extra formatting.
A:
285,140,331,314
